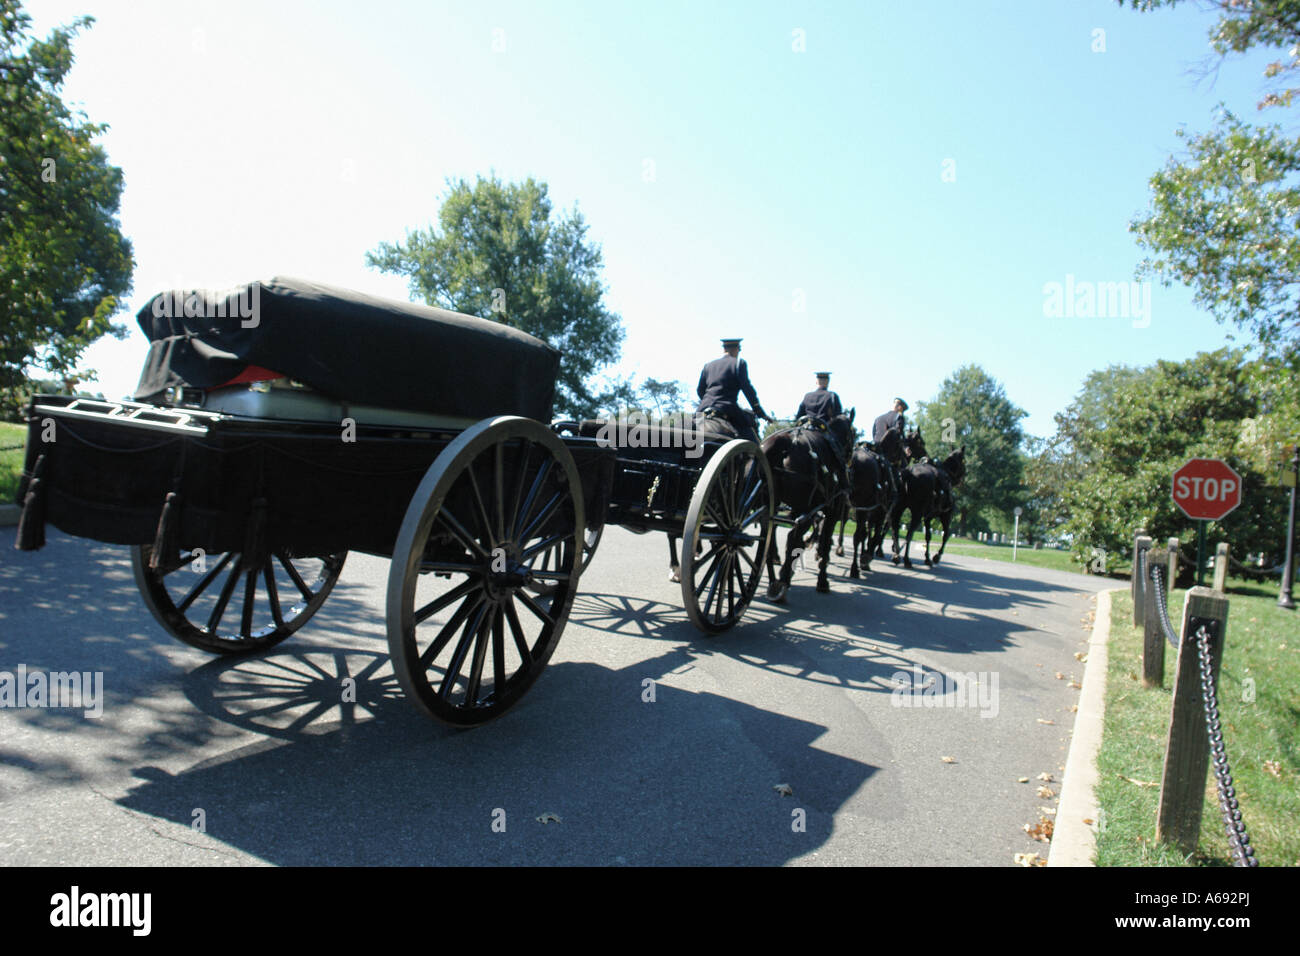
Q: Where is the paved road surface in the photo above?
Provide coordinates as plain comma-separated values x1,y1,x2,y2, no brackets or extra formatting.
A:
0,528,1113,865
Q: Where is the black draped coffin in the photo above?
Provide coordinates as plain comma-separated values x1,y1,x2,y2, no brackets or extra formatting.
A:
133,277,560,420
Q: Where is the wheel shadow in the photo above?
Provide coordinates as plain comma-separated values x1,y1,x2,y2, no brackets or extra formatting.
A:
118,642,878,866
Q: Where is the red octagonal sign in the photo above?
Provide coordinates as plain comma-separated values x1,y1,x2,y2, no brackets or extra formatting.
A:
1172,458,1242,521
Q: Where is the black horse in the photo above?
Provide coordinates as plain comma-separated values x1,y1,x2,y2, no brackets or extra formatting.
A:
833,422,912,575
761,410,856,601
888,437,966,569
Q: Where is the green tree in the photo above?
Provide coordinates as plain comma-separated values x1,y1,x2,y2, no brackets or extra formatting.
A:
1051,350,1288,576
911,365,1028,536
367,174,624,418
0,0,133,410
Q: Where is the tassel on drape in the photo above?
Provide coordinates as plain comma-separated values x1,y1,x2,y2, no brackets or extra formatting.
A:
14,454,47,551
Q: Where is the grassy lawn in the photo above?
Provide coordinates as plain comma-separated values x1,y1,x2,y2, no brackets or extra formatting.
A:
834,520,1122,577
1094,588,1300,866
0,421,26,505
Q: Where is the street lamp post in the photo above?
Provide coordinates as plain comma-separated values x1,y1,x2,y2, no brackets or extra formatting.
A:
1013,506,1022,562
1281,445,1298,611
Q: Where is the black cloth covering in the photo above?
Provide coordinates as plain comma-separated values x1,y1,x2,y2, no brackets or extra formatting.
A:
133,277,560,421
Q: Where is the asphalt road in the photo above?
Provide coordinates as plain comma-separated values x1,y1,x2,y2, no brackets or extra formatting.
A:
0,527,1113,866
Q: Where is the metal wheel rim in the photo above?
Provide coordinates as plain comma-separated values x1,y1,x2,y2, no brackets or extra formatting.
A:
681,439,774,633
386,417,584,726
132,545,346,654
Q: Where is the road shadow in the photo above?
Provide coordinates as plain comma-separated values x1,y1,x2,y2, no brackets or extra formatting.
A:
118,642,877,865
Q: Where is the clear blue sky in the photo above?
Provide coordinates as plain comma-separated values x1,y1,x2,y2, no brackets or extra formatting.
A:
25,0,1282,437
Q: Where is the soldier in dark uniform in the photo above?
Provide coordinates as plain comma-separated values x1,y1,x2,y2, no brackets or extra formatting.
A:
872,397,908,498
695,338,773,442
796,372,843,424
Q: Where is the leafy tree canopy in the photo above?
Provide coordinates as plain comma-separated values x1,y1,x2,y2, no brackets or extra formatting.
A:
367,174,624,419
0,0,133,401
911,364,1027,536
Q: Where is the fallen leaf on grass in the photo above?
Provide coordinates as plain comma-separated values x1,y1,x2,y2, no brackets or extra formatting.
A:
536,813,562,824
1014,852,1046,867
1263,760,1282,777
1037,786,1056,799
774,783,793,796
1117,773,1158,788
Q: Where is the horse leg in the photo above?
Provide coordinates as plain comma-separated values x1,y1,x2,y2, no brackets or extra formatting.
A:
847,512,857,580
667,534,681,583
766,526,786,601
816,510,835,593
890,503,904,565
932,512,952,566
923,516,933,567
902,513,918,569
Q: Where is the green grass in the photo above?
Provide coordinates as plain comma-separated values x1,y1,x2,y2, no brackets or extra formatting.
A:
834,521,1122,577
1094,588,1300,866
0,421,26,505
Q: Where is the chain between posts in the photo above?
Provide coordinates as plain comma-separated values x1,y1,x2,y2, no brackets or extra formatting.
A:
1147,563,1181,649
1143,560,1258,866
1194,620,1258,867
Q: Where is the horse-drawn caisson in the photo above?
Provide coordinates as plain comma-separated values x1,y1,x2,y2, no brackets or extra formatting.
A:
14,278,790,726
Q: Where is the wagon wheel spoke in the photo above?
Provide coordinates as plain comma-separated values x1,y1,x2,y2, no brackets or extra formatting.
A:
419,591,484,669
240,567,258,638
263,563,285,628
414,577,479,625
436,507,492,562
178,551,234,612
438,599,490,701
504,598,532,663
465,464,497,551
516,588,556,628
206,557,244,633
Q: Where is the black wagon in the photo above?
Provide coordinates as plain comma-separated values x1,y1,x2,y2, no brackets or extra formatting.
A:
15,278,775,726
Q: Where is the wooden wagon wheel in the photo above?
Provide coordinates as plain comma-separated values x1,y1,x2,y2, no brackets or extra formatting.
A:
680,439,775,633
386,417,584,726
132,545,346,654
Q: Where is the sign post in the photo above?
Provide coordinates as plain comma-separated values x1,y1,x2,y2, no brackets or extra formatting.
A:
1012,506,1022,562
1171,459,1243,588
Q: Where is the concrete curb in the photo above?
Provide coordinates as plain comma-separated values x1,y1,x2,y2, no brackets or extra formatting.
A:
1048,586,1126,866
0,503,20,528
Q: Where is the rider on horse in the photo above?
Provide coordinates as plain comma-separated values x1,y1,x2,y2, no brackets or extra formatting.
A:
872,397,909,498
795,372,843,424
695,338,774,442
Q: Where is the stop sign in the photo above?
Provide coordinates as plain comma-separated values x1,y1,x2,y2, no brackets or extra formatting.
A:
1172,458,1242,521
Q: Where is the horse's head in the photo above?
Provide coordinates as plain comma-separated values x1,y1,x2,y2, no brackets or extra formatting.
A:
941,445,966,486
827,408,855,461
902,428,927,462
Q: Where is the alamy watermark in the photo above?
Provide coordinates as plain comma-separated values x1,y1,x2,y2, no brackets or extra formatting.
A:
150,283,260,328
594,413,702,459
0,665,103,718
1042,274,1151,328
890,663,999,718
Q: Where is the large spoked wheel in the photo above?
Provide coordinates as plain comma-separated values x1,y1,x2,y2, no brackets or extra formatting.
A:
680,439,775,633
387,416,584,726
131,545,346,654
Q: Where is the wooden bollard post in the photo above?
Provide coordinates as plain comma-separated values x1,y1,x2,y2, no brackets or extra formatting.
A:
1213,542,1229,593
1143,547,1167,687
1156,586,1230,855
1166,537,1179,593
1133,534,1152,628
